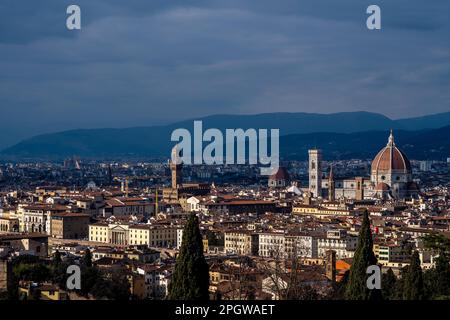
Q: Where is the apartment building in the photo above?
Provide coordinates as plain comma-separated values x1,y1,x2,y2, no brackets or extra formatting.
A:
224,231,259,255
258,232,285,258
374,243,410,266
104,197,155,218
258,232,318,259
18,204,69,234
285,233,318,259
50,212,90,239
0,216,19,233
317,229,357,259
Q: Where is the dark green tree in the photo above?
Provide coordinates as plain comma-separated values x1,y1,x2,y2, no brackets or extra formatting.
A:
80,265,101,296
345,210,381,300
109,271,131,300
52,250,62,266
31,288,41,301
168,214,209,300
381,268,397,300
432,255,450,296
83,248,93,268
393,266,407,299
424,255,450,299
52,261,70,289
422,233,450,299
91,269,130,300
422,234,450,257
402,251,424,300
13,263,52,282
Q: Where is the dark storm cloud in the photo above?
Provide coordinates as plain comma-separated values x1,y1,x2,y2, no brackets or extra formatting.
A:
0,0,449,148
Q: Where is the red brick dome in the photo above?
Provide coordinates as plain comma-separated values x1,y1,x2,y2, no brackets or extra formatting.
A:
371,131,411,174
269,167,290,181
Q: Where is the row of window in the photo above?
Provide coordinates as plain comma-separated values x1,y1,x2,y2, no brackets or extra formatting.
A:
25,216,44,223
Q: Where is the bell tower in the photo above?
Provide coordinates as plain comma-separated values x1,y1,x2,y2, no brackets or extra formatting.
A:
170,146,183,189
309,149,322,198
328,165,335,201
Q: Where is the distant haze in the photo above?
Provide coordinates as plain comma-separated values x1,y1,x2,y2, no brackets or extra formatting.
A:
2,111,450,160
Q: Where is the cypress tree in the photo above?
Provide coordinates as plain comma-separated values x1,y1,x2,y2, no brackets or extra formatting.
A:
430,255,450,298
403,250,424,300
381,268,397,300
52,250,62,266
83,248,92,268
168,214,210,300
345,210,380,300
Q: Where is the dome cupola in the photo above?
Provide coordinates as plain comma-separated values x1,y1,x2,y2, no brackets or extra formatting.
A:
371,130,411,175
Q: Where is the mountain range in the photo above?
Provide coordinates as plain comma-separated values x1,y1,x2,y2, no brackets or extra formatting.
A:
1,111,450,160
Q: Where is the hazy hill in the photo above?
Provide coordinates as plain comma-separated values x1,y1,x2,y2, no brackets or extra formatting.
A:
280,126,450,160
396,111,450,130
1,111,449,160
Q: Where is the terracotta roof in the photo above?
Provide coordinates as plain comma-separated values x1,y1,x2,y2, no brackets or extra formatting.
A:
371,131,411,173
268,167,290,181
0,233,49,240
51,212,90,218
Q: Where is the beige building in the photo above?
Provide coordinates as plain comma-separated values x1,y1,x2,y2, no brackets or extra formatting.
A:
104,197,155,218
224,231,258,255
258,232,285,258
0,216,19,233
284,233,318,259
258,232,318,259
89,222,180,248
292,205,352,218
35,186,68,197
317,230,357,259
17,203,69,234
0,259,12,293
374,243,410,266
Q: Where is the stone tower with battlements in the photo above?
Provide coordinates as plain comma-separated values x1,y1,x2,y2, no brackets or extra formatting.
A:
170,146,183,189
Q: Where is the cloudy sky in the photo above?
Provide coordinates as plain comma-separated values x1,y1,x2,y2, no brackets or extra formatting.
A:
0,0,449,148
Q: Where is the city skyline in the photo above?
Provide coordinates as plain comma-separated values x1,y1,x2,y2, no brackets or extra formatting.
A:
1,0,450,309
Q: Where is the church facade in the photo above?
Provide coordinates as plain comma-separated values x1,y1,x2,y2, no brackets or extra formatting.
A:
315,131,419,200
